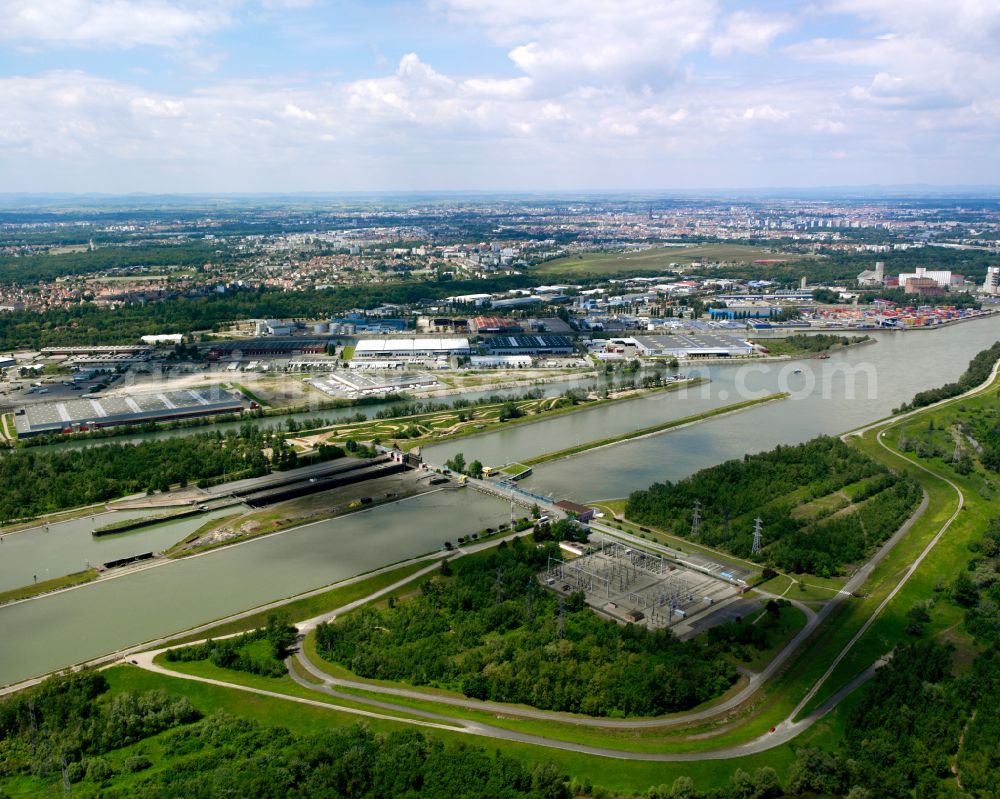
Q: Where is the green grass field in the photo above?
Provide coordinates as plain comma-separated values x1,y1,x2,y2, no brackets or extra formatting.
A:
535,244,808,277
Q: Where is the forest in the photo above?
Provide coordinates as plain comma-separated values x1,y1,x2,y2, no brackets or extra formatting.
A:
896,340,1000,412
0,243,227,286
624,437,922,575
0,425,286,522
314,537,740,716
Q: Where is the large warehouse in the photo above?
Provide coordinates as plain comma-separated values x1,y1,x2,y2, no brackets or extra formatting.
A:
483,334,575,355
353,338,471,359
624,333,754,358
13,386,247,438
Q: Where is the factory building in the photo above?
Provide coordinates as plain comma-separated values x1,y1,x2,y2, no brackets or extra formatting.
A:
708,304,779,320
857,261,886,286
353,338,471,359
13,387,247,438
483,334,575,355
205,339,328,359
471,316,523,334
898,267,952,293
625,333,754,358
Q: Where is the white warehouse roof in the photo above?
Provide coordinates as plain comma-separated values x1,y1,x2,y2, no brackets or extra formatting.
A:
354,338,471,355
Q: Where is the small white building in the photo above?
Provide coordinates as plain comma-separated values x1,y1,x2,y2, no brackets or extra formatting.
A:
469,355,533,368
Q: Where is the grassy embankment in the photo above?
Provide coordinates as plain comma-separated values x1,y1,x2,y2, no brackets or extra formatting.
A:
92,507,204,536
0,568,99,607
522,392,787,466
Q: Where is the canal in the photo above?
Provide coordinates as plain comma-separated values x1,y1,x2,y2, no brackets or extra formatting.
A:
0,488,508,686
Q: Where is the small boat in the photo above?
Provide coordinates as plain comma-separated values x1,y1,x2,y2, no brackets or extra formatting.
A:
793,368,803,374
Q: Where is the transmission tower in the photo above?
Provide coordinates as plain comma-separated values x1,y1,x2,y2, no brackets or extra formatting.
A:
952,439,962,464
691,500,701,539
495,567,504,604
557,597,566,640
751,517,763,556
525,580,535,623
723,506,731,540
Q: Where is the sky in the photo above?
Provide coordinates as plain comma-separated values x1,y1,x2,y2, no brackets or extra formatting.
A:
1,0,999,193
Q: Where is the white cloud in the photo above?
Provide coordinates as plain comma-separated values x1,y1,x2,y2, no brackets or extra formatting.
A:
437,0,720,93
1,1,999,190
711,10,793,56
0,0,232,48
741,104,790,121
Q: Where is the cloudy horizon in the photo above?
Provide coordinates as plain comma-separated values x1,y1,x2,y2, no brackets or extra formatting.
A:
2,0,998,193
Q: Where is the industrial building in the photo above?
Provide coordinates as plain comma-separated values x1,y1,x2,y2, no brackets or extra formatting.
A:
205,339,328,359
353,338,471,359
256,319,293,336
708,304,779,320
984,266,1000,295
857,261,886,286
469,355,533,368
897,267,952,294
625,333,754,358
483,334,575,355
13,386,247,438
471,316,522,334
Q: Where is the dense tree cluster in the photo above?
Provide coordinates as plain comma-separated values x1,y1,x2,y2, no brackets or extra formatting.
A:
624,437,921,575
955,518,1000,645
315,539,738,716
165,614,298,677
758,333,869,356
896,341,1000,412
0,671,198,785
0,243,224,286
0,425,274,521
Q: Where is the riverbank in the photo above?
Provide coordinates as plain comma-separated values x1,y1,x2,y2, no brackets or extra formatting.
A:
522,392,788,467
0,568,99,607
